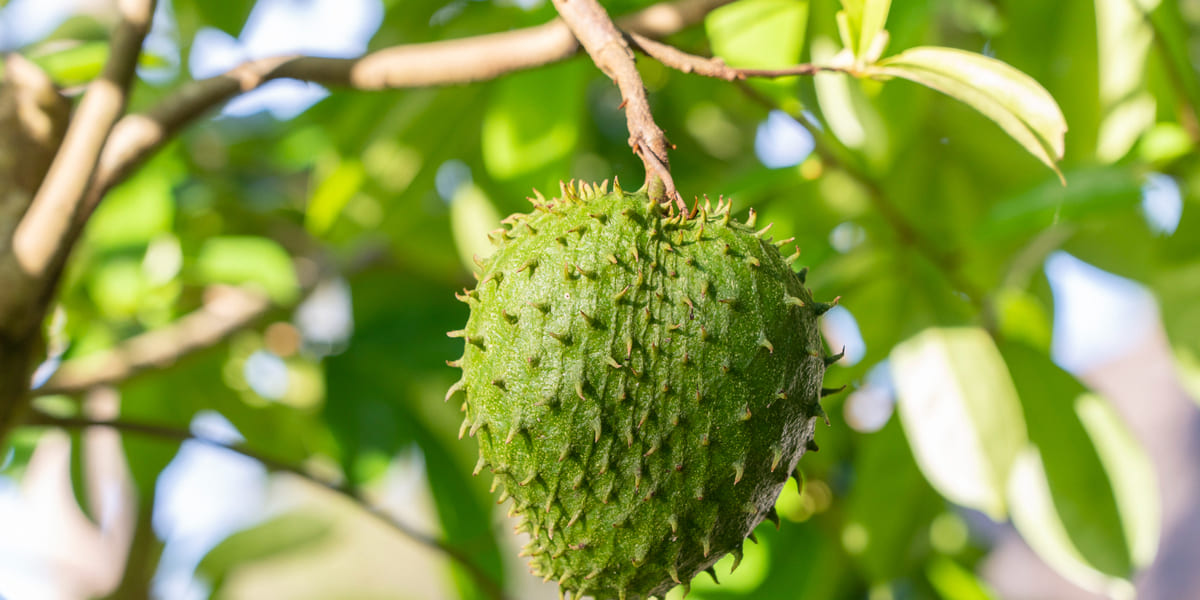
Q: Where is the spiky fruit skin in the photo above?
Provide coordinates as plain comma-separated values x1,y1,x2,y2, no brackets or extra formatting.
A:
449,182,828,600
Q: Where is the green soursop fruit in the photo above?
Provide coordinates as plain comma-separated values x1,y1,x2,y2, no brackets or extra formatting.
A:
447,180,838,600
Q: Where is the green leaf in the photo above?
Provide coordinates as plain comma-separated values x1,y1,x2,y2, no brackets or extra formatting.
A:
1173,345,1200,406
86,258,150,319
812,36,891,170
1008,450,1135,600
196,512,333,593
1138,122,1195,166
86,155,179,249
1094,0,1155,162
450,184,501,274
869,47,1067,179
28,41,175,86
192,0,257,37
0,428,42,478
844,417,938,581
926,556,997,600
195,236,298,304
324,270,506,599
481,60,585,181
29,41,108,86
706,0,809,69
305,157,366,236
890,327,1028,519
837,0,892,62
1001,342,1159,597
1152,260,1200,406
991,288,1052,352
977,167,1142,239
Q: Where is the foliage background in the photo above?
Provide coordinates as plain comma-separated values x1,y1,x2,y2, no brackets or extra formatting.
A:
1,0,1198,599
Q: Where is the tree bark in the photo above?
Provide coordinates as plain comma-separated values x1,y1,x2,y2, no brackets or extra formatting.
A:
0,56,69,442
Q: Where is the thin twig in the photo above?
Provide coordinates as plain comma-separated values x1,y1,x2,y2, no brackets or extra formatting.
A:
86,0,733,217
627,32,840,80
552,0,686,211
25,409,508,600
621,34,967,293
12,0,158,281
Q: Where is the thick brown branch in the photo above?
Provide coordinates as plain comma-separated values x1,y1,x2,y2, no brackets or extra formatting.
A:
0,56,70,334
25,409,507,600
627,33,839,80
552,0,685,211
13,0,157,281
89,0,732,212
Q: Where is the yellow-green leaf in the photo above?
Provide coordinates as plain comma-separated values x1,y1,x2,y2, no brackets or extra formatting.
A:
837,0,892,61
869,47,1067,180
1002,342,1159,597
196,236,298,303
306,157,366,236
706,0,809,69
450,184,501,274
890,327,1028,519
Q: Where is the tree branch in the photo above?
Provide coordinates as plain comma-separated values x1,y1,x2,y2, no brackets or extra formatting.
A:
25,409,508,600
552,0,685,211
627,33,840,80
88,0,733,215
0,56,71,334
39,231,389,396
38,285,273,396
12,0,157,282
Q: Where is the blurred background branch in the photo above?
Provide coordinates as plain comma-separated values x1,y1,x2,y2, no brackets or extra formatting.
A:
24,406,509,600
92,0,735,216
12,0,157,282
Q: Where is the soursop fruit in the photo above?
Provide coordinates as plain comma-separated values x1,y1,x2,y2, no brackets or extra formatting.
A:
447,180,839,600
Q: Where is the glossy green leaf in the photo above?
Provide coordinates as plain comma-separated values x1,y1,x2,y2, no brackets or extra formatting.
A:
1094,0,1155,162
1076,394,1159,569
843,416,938,581
891,327,1027,519
481,61,584,181
28,41,174,86
837,0,891,62
978,167,1142,239
1002,342,1159,596
29,41,107,86
1152,260,1200,406
926,557,997,600
324,270,506,599
992,288,1052,353
195,236,298,303
192,0,257,36
0,428,41,478
450,184,501,273
306,157,366,236
1138,122,1195,166
86,155,179,249
870,47,1067,179
196,512,333,593
1008,450,1135,600
86,258,149,319
813,36,890,169
706,0,809,69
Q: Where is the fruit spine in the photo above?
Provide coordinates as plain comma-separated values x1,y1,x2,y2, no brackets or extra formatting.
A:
447,180,839,600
